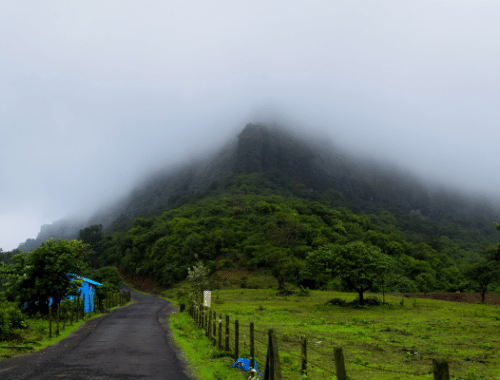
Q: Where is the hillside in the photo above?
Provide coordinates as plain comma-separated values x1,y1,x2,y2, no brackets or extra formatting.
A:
8,122,500,298
16,122,500,254
72,172,499,297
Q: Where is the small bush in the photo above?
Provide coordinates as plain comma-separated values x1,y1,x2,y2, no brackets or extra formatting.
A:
297,285,311,297
240,276,248,289
325,298,347,307
0,301,27,341
176,289,187,300
276,289,295,296
350,296,381,307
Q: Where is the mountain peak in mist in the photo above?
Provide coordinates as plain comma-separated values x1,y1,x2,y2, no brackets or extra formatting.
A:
17,122,500,251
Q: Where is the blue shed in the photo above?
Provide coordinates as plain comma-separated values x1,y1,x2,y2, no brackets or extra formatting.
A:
24,273,103,313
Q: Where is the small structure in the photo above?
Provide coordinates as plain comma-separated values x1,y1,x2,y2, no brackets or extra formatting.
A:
47,273,103,313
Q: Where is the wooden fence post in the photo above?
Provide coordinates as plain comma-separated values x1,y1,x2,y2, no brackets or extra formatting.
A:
213,311,217,346
250,322,255,371
89,294,91,317
70,299,75,325
208,309,212,339
82,295,86,320
264,329,282,380
225,315,230,352
56,303,60,336
210,311,217,347
75,297,79,323
433,358,450,380
334,347,347,380
62,304,69,330
218,314,222,350
202,306,206,330
234,319,239,360
48,306,52,339
301,336,307,379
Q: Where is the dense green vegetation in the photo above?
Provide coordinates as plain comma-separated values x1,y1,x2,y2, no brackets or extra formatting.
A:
67,171,500,297
1,170,500,344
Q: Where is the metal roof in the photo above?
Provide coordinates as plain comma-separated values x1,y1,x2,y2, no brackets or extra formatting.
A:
67,272,103,286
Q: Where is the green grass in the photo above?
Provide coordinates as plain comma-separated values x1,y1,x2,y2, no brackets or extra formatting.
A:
0,295,134,363
157,273,500,380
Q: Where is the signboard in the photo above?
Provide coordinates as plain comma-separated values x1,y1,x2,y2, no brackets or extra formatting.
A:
204,290,211,307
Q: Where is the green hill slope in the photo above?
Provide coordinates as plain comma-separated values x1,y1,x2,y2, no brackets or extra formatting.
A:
88,170,500,295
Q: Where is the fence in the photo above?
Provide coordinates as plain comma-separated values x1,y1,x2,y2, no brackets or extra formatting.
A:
189,299,458,380
44,291,130,340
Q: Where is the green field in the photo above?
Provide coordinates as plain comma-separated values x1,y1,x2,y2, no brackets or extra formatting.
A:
160,273,500,380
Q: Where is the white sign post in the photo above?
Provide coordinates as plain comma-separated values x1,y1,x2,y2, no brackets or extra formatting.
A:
204,290,211,307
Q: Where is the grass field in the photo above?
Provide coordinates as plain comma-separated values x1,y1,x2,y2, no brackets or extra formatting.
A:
159,271,500,380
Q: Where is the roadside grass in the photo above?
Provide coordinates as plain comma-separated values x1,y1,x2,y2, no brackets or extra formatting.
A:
122,279,250,380
156,272,500,380
0,296,134,363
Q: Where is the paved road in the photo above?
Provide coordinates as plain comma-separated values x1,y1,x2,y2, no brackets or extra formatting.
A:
0,285,197,380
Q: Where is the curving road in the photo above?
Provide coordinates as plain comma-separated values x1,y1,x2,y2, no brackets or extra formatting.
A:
0,285,197,380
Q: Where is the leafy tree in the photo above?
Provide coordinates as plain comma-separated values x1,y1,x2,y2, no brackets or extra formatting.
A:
0,238,87,316
462,260,500,303
78,224,104,268
92,266,124,307
306,241,392,305
266,248,303,291
384,241,404,256
187,255,210,304
415,272,436,294
373,255,397,304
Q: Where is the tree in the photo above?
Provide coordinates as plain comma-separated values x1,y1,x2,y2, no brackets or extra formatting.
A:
0,238,88,316
415,272,436,294
462,260,500,303
92,266,124,309
78,224,104,268
266,248,303,291
374,255,396,305
306,241,392,305
187,255,210,304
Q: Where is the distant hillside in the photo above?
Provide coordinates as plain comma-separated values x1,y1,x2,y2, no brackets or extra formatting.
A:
16,122,500,252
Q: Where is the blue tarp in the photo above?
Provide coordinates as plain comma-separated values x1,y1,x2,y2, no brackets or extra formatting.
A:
231,358,262,376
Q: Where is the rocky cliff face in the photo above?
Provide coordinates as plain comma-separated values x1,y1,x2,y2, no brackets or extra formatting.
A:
17,122,500,252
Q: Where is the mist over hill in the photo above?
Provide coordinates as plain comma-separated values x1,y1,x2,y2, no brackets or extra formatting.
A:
16,122,500,252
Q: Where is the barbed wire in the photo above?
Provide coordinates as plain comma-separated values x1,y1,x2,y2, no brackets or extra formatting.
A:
188,305,468,379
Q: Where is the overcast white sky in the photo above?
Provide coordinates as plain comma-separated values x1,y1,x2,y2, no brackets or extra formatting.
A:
2,1,500,251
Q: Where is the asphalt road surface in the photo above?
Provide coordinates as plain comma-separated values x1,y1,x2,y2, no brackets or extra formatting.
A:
0,285,198,380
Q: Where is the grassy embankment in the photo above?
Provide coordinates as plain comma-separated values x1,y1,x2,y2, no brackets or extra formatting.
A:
152,271,500,380
0,295,134,363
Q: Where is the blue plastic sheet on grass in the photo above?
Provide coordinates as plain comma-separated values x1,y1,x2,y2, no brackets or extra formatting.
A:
231,358,263,376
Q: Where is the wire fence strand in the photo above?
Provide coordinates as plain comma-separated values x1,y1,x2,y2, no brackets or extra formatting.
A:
189,303,466,379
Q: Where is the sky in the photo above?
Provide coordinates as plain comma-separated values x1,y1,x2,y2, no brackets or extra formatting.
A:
1,1,500,251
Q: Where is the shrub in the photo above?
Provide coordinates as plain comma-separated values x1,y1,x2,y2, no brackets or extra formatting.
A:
325,298,347,307
245,276,263,289
297,285,311,297
176,289,187,300
0,300,27,341
350,296,381,307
